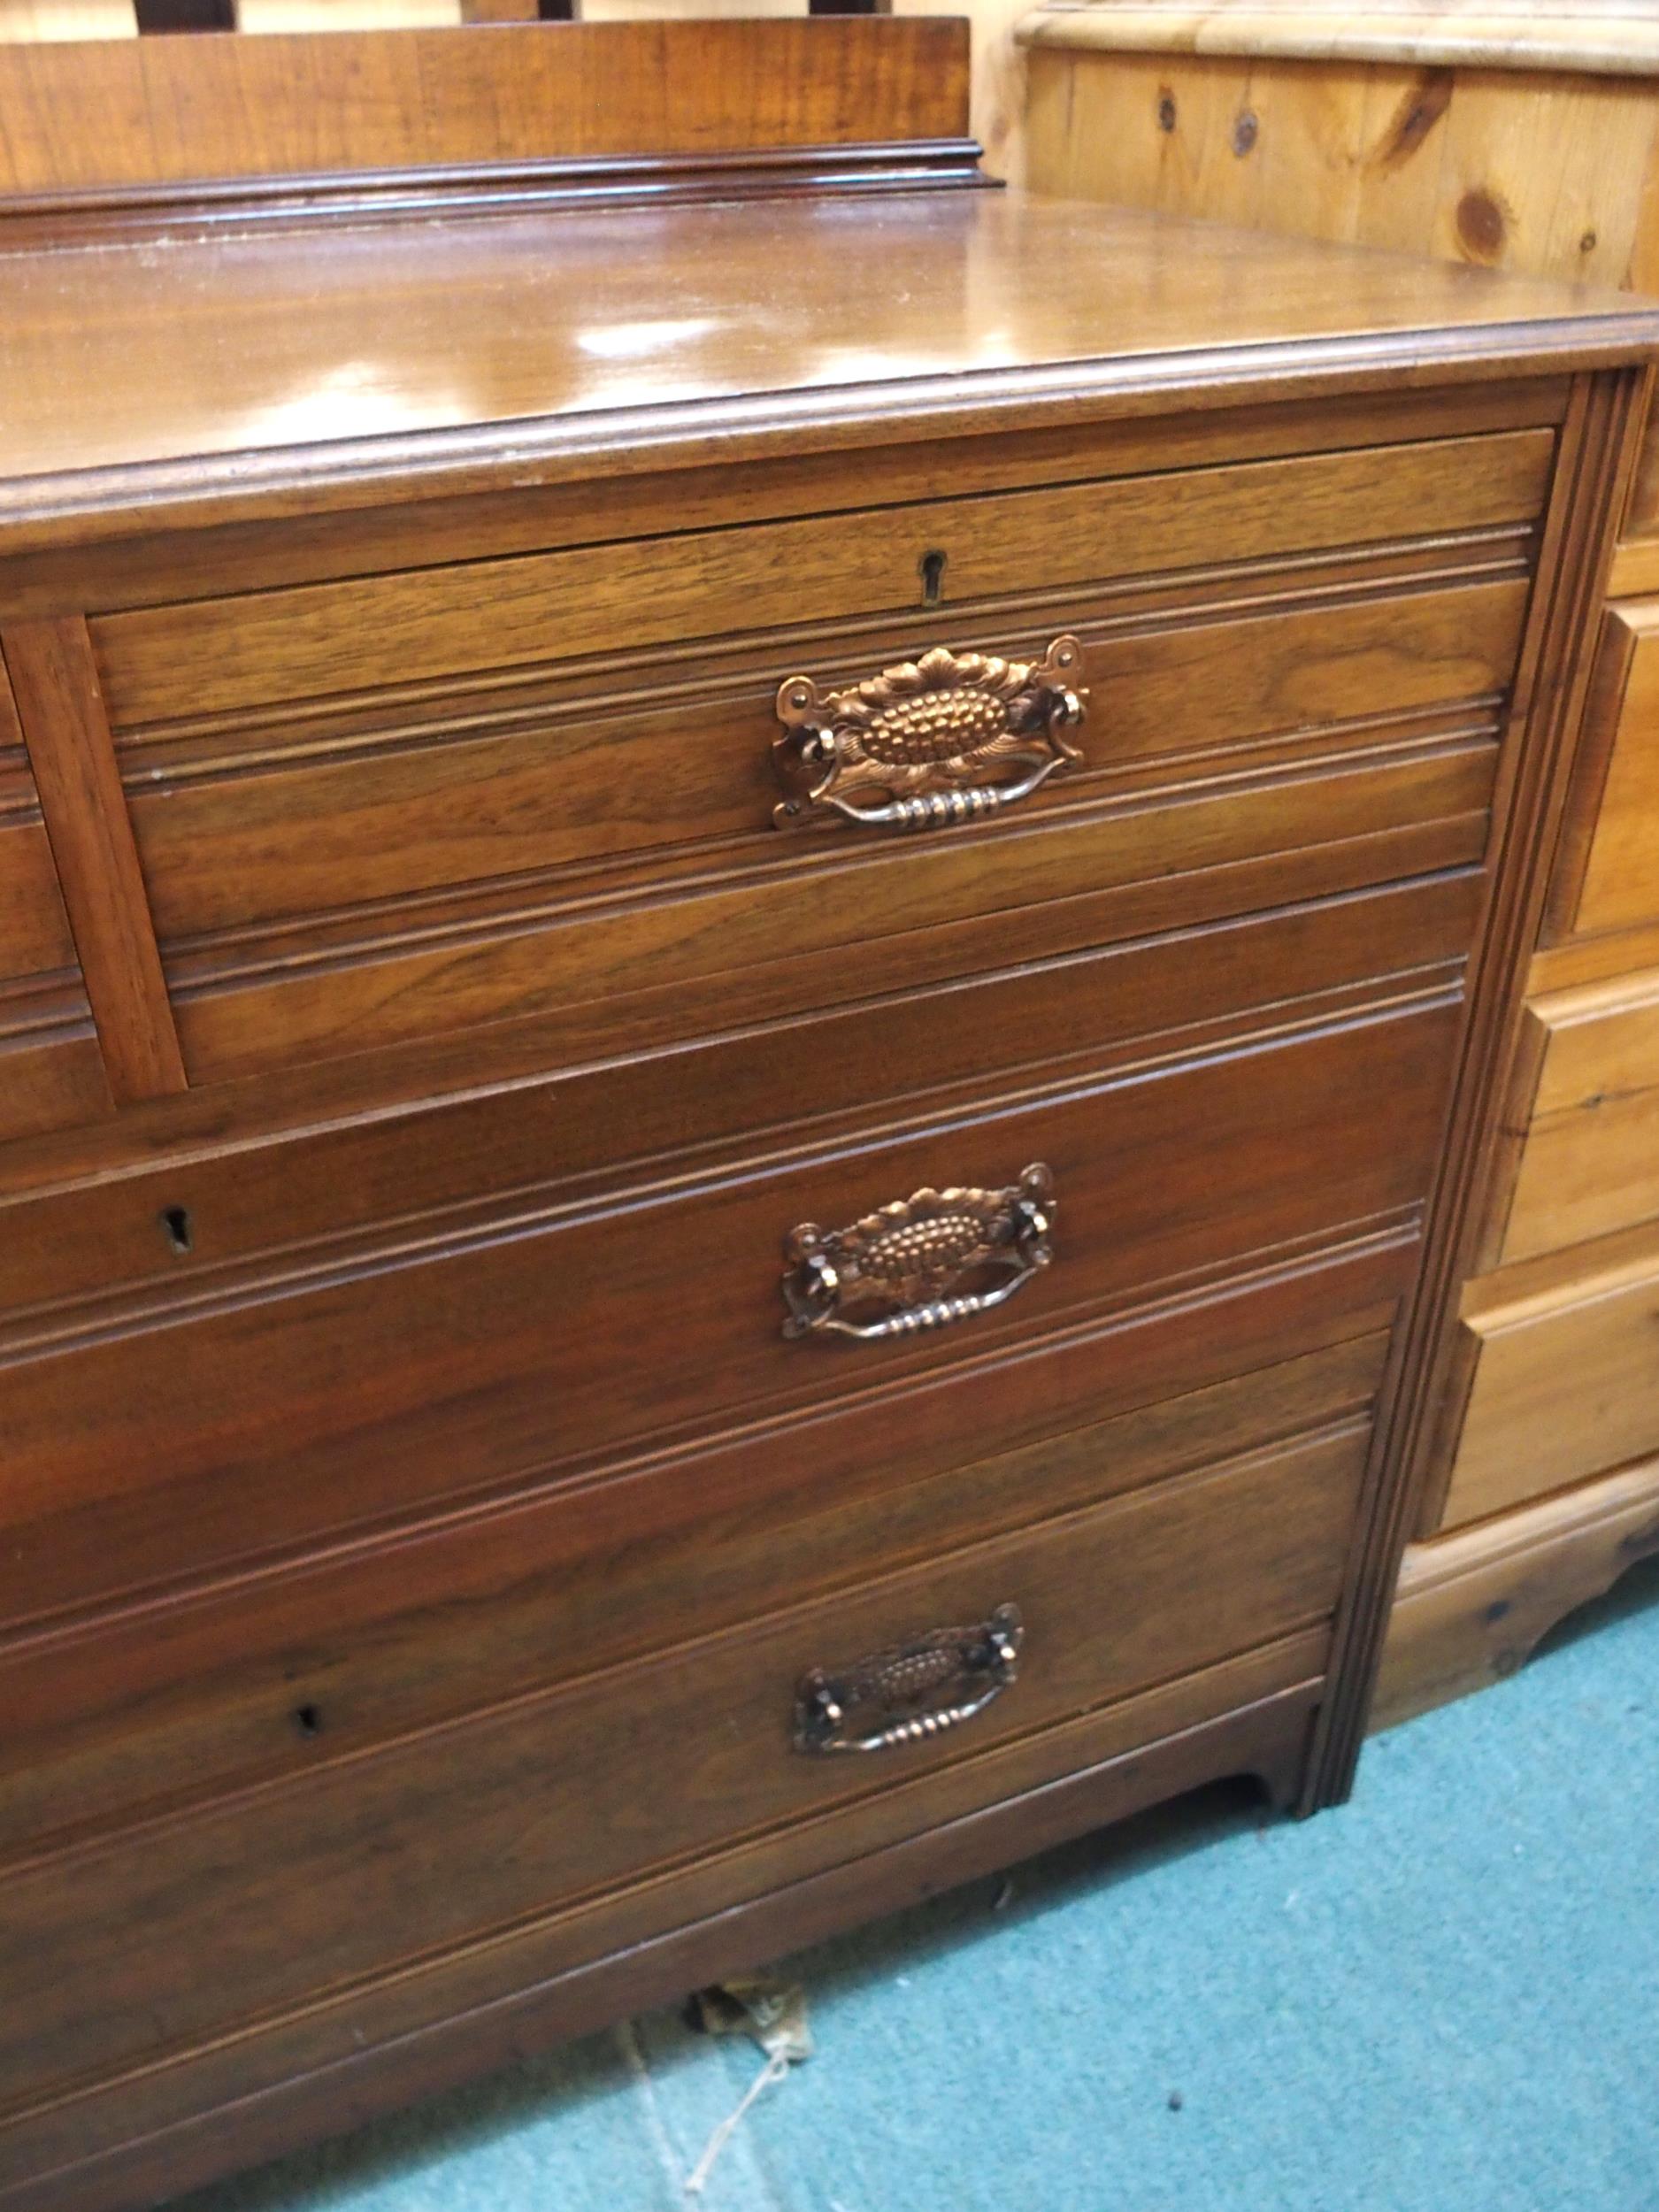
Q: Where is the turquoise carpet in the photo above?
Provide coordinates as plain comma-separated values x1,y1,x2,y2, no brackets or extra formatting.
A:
176,1559,1659,2212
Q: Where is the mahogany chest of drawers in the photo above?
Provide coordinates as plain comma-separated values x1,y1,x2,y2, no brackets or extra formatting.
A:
0,19,1653,2209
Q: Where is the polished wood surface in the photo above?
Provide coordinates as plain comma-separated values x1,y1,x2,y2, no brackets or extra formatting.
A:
93,429,1551,719
1018,3,1659,75
1014,0,1659,1652
0,193,1647,549
5,1668,1321,2212
0,1425,1362,2108
1,620,185,1104
0,708,109,1144
1492,966,1659,1266
2,1326,1390,1856
0,995,1459,1600
0,19,1653,2199
0,19,971,198
1444,1219,1659,1524
1551,598,1659,941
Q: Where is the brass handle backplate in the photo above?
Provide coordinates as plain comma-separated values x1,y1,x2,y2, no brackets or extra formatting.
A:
795,1603,1025,1755
780,1163,1054,1343
772,636,1087,831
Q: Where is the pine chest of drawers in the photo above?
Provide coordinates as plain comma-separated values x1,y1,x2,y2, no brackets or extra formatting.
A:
0,19,1652,2210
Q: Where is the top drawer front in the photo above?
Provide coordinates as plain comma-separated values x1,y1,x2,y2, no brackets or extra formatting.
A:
97,426,1547,1089
90,433,1551,726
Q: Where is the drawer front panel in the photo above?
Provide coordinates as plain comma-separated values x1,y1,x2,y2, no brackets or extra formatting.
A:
1497,967,1659,1266
89,431,1552,725
0,1419,1364,2108
0,871,1477,1322
1561,601,1659,941
0,990,1458,1617
0,1285,1397,1857
1445,1234,1659,1525
125,576,1526,943
162,736,1495,1086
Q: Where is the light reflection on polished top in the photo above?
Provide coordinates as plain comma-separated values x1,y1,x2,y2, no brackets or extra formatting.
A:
0,188,1644,525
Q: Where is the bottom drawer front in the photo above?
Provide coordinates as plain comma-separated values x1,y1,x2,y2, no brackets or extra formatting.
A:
0,1641,1326,2208
1445,1236,1659,1525
0,1420,1366,2110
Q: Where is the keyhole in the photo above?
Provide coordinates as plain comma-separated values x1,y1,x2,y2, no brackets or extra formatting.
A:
158,1205,193,1256
919,549,948,608
292,1703,324,1738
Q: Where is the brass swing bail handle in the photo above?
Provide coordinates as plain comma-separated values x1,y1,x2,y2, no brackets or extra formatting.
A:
795,1604,1025,1755
780,1164,1055,1344
772,636,1087,832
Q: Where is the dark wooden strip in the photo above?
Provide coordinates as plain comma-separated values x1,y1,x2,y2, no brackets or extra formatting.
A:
1,620,185,1105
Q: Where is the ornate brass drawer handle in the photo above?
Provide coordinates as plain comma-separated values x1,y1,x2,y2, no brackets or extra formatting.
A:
780,1163,1054,1343
795,1604,1025,1755
772,636,1087,831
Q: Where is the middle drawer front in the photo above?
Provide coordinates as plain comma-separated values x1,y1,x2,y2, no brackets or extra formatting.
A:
1443,1225,1659,1528
1493,964,1659,1268
0,967,1460,1625
0,1415,1364,2113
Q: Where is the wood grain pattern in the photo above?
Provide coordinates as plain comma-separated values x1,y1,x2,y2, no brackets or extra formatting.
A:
0,995,1459,1602
0,1664,1321,2212
0,1322,1393,1859
0,47,1648,2195
1310,365,1649,1793
1442,1218,1659,1525
0,195,1645,559
0,664,111,1141
0,380,1568,624
1020,40,1659,290
0,621,183,1106
1487,966,1659,1266
0,871,1477,1322
0,1425,1362,2112
1549,598,1659,941
90,432,1553,726
1378,1448,1659,1727
1016,4,1659,77
0,19,971,196
162,743,1493,1085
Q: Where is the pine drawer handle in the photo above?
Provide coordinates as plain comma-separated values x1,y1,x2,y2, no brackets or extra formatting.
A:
772,636,1087,830
795,1604,1025,1755
780,1163,1054,1343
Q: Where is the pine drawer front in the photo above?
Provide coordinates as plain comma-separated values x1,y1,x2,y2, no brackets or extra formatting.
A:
1444,1231,1659,1526
1494,967,1659,1267
0,1289,1399,1859
0,983,1460,1624
93,433,1544,1084
1558,601,1659,941
0,665,109,1144
0,1417,1363,2125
